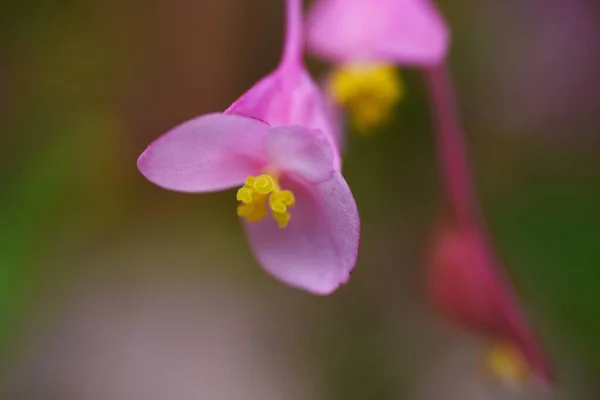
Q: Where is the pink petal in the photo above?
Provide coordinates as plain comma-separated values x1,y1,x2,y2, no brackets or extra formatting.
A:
427,219,554,385
306,0,449,65
265,125,334,183
137,113,268,193
225,66,342,169
243,172,359,295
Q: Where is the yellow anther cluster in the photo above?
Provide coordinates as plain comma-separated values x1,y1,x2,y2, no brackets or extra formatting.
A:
483,341,530,386
327,63,404,133
236,174,296,228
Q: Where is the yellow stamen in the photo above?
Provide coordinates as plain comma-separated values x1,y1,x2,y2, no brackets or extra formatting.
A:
327,63,404,133
483,341,530,386
272,210,291,229
236,187,254,204
236,174,296,228
237,199,267,223
253,175,276,195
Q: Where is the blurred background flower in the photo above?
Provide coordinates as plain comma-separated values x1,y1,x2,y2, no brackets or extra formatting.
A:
306,0,448,134
0,0,599,399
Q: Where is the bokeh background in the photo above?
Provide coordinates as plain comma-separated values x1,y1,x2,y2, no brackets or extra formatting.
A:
1,0,599,398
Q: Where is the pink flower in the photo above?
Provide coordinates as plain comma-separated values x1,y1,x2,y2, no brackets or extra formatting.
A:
136,0,360,294
226,0,342,168
427,216,554,387
305,0,450,133
306,0,449,66
138,115,359,294
424,65,553,387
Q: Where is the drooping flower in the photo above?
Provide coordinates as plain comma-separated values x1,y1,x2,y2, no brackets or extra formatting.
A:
424,64,553,388
306,0,449,133
226,0,342,168
137,0,359,294
138,115,359,294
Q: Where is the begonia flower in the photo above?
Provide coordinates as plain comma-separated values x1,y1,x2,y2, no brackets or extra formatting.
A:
136,0,360,294
424,64,553,388
138,116,359,294
306,0,449,133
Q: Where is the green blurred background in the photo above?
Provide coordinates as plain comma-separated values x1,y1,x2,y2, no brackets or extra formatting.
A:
1,0,599,398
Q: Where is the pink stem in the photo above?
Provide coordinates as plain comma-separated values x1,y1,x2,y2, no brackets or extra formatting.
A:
425,63,478,224
281,0,303,67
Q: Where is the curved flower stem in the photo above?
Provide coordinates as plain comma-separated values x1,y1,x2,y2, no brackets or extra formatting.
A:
281,0,303,67
424,63,479,224
425,63,554,386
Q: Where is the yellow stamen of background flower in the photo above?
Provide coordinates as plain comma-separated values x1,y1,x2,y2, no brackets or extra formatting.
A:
327,63,404,133
236,174,296,228
483,341,530,387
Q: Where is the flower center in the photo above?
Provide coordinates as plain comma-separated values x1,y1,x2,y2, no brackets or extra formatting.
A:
483,341,530,386
236,174,296,228
327,63,404,133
